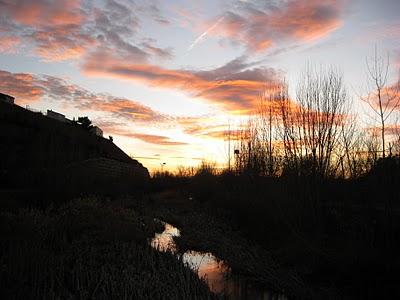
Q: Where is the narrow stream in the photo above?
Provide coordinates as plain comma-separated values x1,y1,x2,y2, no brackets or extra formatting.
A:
151,221,288,300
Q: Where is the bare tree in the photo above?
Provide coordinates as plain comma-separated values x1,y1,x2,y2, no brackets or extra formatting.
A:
234,83,286,177
337,116,376,178
275,82,301,170
233,124,250,174
362,46,400,158
278,66,348,178
256,84,282,176
365,128,380,165
390,116,400,156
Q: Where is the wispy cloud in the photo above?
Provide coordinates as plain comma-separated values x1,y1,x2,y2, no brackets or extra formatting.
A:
98,123,188,145
123,133,188,146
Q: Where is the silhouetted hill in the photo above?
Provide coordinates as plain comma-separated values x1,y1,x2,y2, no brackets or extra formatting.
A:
0,100,149,199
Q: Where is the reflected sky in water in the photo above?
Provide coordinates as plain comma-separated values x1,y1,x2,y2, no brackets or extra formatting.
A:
151,221,288,299
151,223,180,252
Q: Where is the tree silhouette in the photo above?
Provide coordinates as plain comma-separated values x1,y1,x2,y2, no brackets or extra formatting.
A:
362,46,400,158
278,66,348,177
77,116,93,129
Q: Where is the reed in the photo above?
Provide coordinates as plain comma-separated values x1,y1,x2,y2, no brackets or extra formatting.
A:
0,198,217,300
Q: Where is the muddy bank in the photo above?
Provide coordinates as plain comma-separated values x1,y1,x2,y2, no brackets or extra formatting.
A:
148,191,325,299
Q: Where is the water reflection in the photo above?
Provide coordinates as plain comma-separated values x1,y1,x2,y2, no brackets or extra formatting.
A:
151,223,180,252
151,221,288,300
183,251,229,294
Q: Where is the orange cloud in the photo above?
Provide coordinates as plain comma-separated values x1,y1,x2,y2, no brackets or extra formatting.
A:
83,54,282,114
198,129,247,141
183,123,227,136
126,133,188,146
175,116,249,141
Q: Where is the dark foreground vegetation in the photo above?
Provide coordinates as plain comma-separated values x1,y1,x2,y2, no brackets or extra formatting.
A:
2,154,398,299
0,197,216,299
151,155,400,299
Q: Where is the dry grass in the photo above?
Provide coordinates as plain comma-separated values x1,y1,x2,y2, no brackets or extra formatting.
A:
0,198,217,300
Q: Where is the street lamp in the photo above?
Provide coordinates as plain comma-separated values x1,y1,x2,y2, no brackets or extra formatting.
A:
160,162,166,172
234,149,240,174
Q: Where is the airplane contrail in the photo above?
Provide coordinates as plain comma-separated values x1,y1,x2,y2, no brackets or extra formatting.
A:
186,0,247,52
187,15,226,52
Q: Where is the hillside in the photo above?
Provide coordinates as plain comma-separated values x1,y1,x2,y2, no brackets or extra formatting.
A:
0,100,149,195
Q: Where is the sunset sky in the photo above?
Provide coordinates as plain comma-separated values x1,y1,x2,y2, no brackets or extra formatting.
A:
0,0,399,171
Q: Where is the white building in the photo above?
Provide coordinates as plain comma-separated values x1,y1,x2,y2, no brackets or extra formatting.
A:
90,126,103,137
47,110,68,122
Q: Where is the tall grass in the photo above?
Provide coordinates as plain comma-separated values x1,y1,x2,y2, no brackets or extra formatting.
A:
0,198,216,300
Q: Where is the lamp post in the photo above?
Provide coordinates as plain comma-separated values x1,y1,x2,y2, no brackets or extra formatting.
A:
160,162,166,172
234,149,240,174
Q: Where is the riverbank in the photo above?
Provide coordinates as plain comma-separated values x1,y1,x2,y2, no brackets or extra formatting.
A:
0,197,217,299
146,184,400,299
148,190,315,299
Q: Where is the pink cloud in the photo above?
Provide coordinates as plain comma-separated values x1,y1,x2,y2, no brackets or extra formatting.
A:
204,0,345,52
0,69,165,123
32,27,96,61
0,70,44,103
362,81,400,113
0,0,84,27
0,36,20,54
0,0,89,61
0,0,172,62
